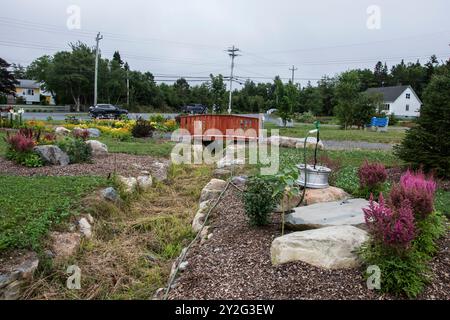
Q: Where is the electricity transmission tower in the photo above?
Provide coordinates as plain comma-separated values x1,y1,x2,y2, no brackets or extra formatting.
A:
227,45,240,114
289,65,298,84
94,32,103,106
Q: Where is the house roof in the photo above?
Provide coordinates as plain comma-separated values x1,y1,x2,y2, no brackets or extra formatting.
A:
17,79,40,89
365,85,418,103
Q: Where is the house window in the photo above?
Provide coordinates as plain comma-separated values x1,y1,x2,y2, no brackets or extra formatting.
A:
381,103,390,111
406,93,410,99
27,89,34,95
406,104,410,111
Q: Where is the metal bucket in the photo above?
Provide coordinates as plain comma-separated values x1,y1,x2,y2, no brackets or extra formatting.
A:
296,164,331,189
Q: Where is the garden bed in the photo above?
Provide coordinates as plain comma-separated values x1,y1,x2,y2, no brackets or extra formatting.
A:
0,153,169,179
168,187,450,300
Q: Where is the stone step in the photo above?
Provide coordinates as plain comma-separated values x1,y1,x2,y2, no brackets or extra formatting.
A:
285,198,368,231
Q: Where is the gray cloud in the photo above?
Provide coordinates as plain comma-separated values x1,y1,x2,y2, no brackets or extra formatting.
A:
1,0,449,87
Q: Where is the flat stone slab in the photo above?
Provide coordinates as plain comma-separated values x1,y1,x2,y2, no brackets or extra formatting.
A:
285,198,368,230
271,225,368,269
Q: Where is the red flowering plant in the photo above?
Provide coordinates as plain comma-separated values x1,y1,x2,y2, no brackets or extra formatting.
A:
389,170,437,219
363,193,416,252
4,130,43,167
72,129,90,141
357,160,388,199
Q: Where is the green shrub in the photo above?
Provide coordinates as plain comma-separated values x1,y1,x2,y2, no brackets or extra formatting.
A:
58,137,92,163
243,176,280,226
6,150,43,167
388,113,398,126
293,111,315,123
131,117,155,138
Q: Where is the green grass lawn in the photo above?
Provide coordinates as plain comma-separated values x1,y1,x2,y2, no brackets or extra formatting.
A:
98,136,174,158
0,175,107,252
264,122,406,144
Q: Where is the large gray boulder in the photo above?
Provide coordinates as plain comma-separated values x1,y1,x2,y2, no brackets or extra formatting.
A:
101,187,119,202
192,200,213,232
199,179,227,202
0,251,39,300
117,175,138,193
85,140,108,157
55,126,71,136
33,145,70,166
285,198,368,231
271,226,368,269
87,128,101,138
275,186,349,213
267,136,324,149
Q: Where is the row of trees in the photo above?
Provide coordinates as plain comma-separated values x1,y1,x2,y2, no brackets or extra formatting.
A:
2,41,449,119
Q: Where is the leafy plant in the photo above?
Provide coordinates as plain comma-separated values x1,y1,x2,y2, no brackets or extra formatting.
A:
131,117,155,138
359,241,429,298
243,175,280,226
58,137,92,163
271,167,300,235
23,152,44,167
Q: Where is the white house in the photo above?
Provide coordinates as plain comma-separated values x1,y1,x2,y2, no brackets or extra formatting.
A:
365,85,421,118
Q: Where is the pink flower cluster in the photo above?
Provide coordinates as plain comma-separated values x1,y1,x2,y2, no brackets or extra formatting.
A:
390,170,436,218
363,170,437,250
358,161,387,189
363,193,416,249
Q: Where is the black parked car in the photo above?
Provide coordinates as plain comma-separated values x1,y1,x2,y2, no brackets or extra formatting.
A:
89,104,128,119
181,104,208,114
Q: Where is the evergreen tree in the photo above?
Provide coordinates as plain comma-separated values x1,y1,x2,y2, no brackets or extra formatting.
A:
395,71,450,177
0,58,18,96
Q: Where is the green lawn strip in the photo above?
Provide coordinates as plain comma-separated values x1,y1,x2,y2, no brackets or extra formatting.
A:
0,175,107,252
264,122,406,144
278,147,401,170
98,136,175,158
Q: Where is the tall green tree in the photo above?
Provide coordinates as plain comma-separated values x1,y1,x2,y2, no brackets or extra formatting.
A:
209,74,226,113
395,70,450,177
0,58,18,96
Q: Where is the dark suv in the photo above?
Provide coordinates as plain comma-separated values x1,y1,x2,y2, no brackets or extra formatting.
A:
181,104,208,114
89,104,128,119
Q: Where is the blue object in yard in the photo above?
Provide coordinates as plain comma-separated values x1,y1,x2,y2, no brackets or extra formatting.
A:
368,116,389,132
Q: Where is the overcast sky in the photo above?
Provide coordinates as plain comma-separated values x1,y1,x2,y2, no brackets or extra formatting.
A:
1,0,449,87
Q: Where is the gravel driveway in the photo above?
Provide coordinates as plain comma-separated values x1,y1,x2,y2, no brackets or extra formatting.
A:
322,140,396,151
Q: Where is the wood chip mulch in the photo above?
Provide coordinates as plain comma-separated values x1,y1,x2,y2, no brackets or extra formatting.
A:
168,187,450,300
0,153,169,180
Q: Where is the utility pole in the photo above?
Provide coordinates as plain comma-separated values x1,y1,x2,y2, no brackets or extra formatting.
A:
125,63,130,108
289,65,298,84
94,32,103,106
227,45,240,114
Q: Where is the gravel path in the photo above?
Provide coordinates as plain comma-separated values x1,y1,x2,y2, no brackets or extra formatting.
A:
0,153,169,180
168,187,449,300
323,140,396,151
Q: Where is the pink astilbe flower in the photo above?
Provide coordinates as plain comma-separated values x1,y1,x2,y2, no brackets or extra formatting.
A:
5,132,36,153
390,170,436,218
358,160,387,189
363,193,415,250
